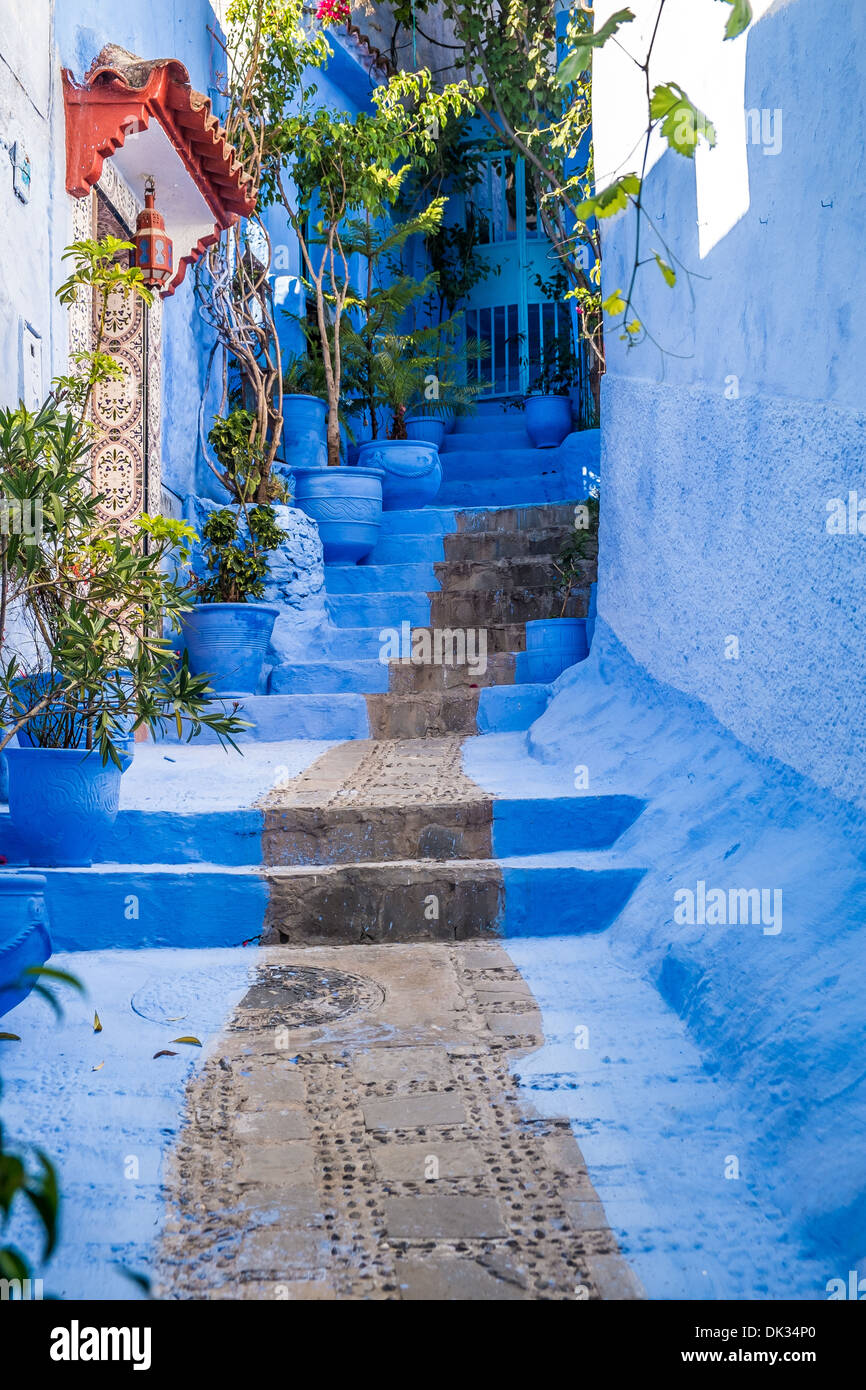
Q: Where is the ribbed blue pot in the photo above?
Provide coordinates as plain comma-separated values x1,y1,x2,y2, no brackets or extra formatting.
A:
5,748,122,868
0,871,51,1018
405,416,446,448
14,672,134,771
523,617,588,682
524,394,573,449
355,440,442,511
181,603,280,696
280,393,327,470
293,465,383,563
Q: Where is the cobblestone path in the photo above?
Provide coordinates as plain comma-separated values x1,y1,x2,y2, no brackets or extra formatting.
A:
156,941,644,1301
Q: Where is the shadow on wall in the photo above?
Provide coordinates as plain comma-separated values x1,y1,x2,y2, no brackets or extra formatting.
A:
525,620,866,1271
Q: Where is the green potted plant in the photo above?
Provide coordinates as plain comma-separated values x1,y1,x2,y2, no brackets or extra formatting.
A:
523,496,598,681
183,500,283,695
0,238,246,869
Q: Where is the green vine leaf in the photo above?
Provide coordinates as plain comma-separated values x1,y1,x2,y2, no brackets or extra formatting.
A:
556,8,635,86
651,83,716,158
575,173,640,222
720,0,753,40
654,252,677,288
602,289,627,317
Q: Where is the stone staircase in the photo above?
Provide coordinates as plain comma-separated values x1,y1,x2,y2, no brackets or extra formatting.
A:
2,407,646,952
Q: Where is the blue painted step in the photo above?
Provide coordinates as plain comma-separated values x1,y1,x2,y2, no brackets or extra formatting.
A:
325,563,440,593
270,658,388,695
367,533,445,563
477,683,551,733
40,864,269,951
442,427,532,451
492,796,645,856
501,856,646,937
326,591,431,628
157,694,369,743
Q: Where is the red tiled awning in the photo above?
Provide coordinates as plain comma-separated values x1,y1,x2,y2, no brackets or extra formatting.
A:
62,45,256,296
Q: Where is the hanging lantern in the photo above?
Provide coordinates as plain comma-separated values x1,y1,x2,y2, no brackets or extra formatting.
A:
133,176,173,289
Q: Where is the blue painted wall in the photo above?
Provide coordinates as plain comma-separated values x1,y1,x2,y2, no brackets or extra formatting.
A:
597,0,866,809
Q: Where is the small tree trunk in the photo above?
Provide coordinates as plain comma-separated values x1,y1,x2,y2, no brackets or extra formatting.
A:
327,400,341,467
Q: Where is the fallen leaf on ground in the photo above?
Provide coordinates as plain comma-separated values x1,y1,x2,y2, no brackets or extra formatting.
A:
93,1011,102,1033
153,1050,178,1059
171,1036,202,1046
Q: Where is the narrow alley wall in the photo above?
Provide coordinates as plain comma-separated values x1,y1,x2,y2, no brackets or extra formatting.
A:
592,0,866,809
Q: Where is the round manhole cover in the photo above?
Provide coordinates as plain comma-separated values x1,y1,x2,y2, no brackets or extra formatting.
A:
130,962,254,1026
236,964,384,1027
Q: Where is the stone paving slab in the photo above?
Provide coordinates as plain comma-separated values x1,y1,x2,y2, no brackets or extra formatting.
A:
156,943,644,1301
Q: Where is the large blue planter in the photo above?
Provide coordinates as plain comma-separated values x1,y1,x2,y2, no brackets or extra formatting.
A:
5,747,122,868
293,465,383,563
405,416,446,448
355,440,442,511
280,393,327,470
523,617,588,683
0,871,51,1018
181,603,280,696
524,394,573,449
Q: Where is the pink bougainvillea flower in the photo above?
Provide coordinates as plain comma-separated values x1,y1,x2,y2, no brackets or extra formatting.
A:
316,0,350,25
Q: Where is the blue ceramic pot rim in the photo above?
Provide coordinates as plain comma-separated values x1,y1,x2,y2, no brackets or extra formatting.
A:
0,869,47,891
293,465,385,479
525,617,587,628
4,745,119,764
185,602,281,617
282,393,327,406
524,392,570,401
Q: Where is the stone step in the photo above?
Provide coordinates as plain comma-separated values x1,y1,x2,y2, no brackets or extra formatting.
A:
325,562,440,594
441,426,532,451
429,586,589,626
263,800,493,866
436,474,580,508
387,650,516,693
262,793,646,868
326,590,431,629
263,856,645,945
442,526,578,562
433,555,596,592
263,859,504,945
455,502,582,533
412,622,528,654
366,690,480,739
441,446,568,479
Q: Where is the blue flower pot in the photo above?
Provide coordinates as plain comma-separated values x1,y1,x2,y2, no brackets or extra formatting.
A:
5,747,122,868
524,394,573,449
279,393,327,470
0,871,52,1018
181,603,280,696
293,465,383,563
523,617,588,683
13,672,134,771
405,416,446,448
355,440,442,511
